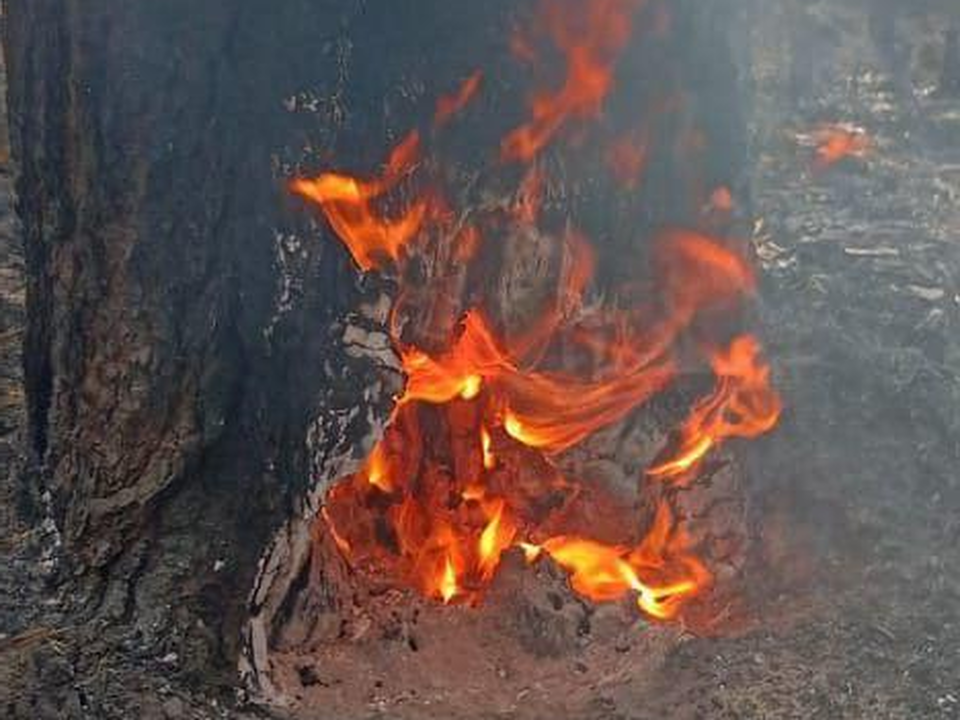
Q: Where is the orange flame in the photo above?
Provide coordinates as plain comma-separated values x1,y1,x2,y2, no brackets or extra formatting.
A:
502,0,645,162
538,500,710,619
291,131,426,271
399,311,508,405
648,335,782,480
478,499,517,580
656,229,757,323
434,71,484,128
295,0,780,625
440,554,460,604
364,440,394,492
500,359,675,453
541,537,637,601
401,309,676,453
810,123,870,171
480,426,496,470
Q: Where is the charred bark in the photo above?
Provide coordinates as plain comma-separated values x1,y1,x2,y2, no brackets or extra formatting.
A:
4,0,377,701
3,0,751,715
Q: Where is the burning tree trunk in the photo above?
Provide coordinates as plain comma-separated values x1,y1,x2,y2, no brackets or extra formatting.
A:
5,0,761,714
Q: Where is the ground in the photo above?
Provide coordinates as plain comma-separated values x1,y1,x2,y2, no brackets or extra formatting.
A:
2,4,959,719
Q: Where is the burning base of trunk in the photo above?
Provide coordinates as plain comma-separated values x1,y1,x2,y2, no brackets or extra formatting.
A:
243,0,779,714
245,390,756,715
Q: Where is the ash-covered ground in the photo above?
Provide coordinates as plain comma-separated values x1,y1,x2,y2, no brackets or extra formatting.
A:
1,2,959,718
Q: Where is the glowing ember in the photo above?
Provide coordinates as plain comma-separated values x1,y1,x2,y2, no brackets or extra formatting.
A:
292,0,781,623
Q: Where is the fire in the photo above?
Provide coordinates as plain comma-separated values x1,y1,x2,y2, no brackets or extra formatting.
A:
364,440,393,492
542,538,638,601
440,555,460,604
536,501,710,619
648,335,782,481
656,229,757,322
294,0,781,624
478,499,516,580
807,123,870,171
291,131,426,271
501,0,645,162
480,426,496,470
498,359,675,453
435,71,484,128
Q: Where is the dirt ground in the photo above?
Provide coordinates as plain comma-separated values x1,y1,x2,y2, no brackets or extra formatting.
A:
2,3,959,719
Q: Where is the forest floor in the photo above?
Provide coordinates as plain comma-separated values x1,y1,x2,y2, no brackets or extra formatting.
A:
2,17,960,720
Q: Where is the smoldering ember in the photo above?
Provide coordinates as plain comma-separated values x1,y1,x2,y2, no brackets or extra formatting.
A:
1,2,958,719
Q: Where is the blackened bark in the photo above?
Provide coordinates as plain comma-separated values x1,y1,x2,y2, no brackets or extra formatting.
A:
4,0,373,690
3,0,750,713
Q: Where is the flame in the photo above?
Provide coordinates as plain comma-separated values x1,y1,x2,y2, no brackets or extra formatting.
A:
480,426,496,470
460,374,483,401
538,501,710,618
295,0,781,625
499,359,675,453
646,435,714,478
399,311,508,405
501,0,645,162
440,556,459,603
648,335,782,480
520,542,543,563
656,229,757,323
364,440,393,492
478,500,517,579
435,71,484,128
542,537,637,601
808,123,870,171
291,131,426,271
401,309,676,454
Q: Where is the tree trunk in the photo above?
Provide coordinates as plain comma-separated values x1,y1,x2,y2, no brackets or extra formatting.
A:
3,0,749,716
